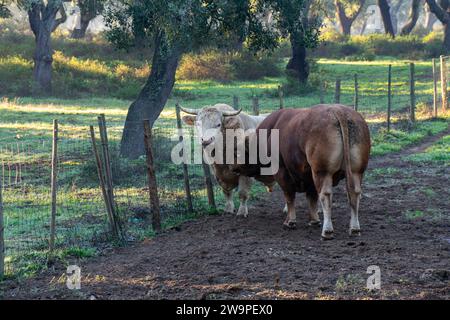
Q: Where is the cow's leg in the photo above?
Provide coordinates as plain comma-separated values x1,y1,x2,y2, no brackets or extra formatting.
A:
283,203,288,214
222,187,235,214
313,172,334,240
236,176,251,217
306,188,321,226
348,173,362,236
283,192,297,229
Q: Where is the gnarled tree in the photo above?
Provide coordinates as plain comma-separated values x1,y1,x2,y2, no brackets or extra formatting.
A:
377,0,395,37
20,0,67,94
400,0,421,35
426,0,450,51
71,0,104,39
335,0,366,35
270,0,321,84
105,0,280,158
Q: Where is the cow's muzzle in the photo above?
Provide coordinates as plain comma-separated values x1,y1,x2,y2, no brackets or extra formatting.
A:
201,137,214,147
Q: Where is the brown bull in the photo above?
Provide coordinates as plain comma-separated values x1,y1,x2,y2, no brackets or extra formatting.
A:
232,104,371,239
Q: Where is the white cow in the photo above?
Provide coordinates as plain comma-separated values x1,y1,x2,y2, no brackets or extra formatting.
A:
181,103,270,217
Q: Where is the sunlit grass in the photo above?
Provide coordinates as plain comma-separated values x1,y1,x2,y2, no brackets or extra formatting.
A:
406,135,450,164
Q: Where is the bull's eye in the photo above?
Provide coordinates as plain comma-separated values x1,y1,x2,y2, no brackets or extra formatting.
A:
216,123,221,128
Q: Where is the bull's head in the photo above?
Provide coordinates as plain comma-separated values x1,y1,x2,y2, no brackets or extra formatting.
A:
181,104,242,148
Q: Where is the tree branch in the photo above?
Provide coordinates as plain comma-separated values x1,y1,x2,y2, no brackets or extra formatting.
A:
426,0,450,23
52,4,67,32
28,3,42,38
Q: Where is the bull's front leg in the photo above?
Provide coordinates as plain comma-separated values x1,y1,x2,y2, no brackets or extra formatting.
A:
236,175,251,217
222,187,235,214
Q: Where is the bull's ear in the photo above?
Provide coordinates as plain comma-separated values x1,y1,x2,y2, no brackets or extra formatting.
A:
223,117,240,129
182,115,196,126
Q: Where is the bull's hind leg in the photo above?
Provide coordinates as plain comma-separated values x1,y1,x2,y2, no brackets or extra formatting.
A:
313,172,334,239
306,188,321,226
237,176,251,217
348,173,362,236
283,192,297,229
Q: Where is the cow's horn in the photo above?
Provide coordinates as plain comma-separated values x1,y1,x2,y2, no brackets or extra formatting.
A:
179,105,199,115
222,108,242,117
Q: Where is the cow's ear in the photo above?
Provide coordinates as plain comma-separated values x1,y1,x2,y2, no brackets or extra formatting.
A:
223,117,240,129
182,115,196,126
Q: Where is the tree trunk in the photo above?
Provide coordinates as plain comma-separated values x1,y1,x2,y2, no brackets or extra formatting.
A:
120,32,181,159
286,36,309,84
378,0,396,37
401,0,421,35
28,3,66,95
444,22,450,51
71,18,90,39
335,0,366,36
32,26,53,94
339,17,352,35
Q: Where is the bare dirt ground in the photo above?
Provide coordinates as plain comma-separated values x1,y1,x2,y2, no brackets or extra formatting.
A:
1,130,449,300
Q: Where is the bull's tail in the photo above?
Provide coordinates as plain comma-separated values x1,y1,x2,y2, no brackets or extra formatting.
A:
332,109,354,193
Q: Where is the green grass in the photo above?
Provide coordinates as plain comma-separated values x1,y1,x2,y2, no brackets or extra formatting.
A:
406,135,450,164
371,119,449,156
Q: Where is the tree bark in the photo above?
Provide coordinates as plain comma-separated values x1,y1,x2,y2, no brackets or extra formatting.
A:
71,1,98,39
28,3,66,95
377,0,396,37
335,0,366,36
426,0,450,51
286,35,309,84
120,32,181,159
71,16,90,39
401,0,421,35
444,21,450,50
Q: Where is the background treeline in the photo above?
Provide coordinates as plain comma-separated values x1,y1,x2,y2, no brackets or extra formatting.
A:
0,28,446,99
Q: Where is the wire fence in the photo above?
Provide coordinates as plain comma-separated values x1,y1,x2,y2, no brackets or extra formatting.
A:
0,57,448,278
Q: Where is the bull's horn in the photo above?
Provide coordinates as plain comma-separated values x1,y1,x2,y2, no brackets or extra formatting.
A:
222,108,242,117
179,105,199,115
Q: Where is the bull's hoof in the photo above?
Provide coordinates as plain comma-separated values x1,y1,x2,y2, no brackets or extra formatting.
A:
236,208,248,218
223,205,235,215
321,230,334,240
349,229,361,237
308,220,321,227
283,221,297,230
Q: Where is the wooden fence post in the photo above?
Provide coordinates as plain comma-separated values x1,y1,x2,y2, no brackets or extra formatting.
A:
143,120,162,232
410,62,416,122
354,74,359,111
0,161,4,279
89,126,120,240
233,95,239,110
433,58,438,118
334,79,341,104
202,159,216,210
97,116,121,238
387,64,392,132
49,119,58,255
175,104,194,213
278,85,284,109
98,115,114,192
252,95,260,115
440,55,448,112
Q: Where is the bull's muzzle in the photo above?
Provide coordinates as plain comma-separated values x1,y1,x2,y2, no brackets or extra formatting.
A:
201,137,214,147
